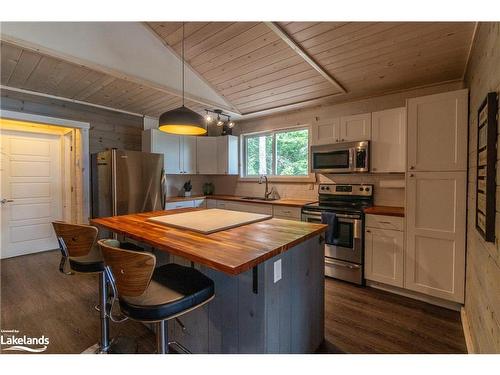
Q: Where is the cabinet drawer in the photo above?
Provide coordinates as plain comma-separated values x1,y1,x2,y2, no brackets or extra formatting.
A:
206,199,217,209
272,206,301,220
165,201,195,210
365,214,404,231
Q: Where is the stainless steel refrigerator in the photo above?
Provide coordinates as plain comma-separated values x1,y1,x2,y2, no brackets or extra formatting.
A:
91,149,165,220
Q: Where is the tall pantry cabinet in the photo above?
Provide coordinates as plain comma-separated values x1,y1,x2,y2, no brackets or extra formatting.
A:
405,89,468,303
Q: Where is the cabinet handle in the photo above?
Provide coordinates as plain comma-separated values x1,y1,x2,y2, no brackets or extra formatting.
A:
341,138,345,142
409,174,414,177
366,229,371,233
410,166,415,170
379,221,392,224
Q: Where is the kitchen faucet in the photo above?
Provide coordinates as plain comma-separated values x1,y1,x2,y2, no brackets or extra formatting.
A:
259,175,272,200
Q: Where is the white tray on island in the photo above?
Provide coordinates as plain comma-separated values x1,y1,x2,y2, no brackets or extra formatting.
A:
147,208,272,234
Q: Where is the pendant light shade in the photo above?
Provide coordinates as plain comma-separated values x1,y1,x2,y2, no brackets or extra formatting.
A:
159,22,207,136
159,105,207,135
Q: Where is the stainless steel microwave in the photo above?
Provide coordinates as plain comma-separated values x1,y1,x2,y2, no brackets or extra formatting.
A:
310,141,369,173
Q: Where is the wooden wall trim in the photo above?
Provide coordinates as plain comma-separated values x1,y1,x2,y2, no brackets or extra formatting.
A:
461,307,476,353
462,22,480,80
1,84,144,118
264,22,347,94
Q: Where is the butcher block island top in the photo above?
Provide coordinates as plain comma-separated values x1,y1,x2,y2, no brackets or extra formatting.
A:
90,208,327,275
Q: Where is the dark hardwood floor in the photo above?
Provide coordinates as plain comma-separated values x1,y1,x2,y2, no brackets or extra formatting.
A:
1,250,466,354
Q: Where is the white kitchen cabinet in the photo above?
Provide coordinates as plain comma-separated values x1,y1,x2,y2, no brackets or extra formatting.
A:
365,215,404,288
196,137,218,174
165,199,206,210
216,135,238,175
142,129,196,175
181,136,197,174
405,171,466,303
339,113,371,142
206,199,217,209
197,136,238,175
371,107,406,173
407,89,468,172
311,118,340,145
216,200,273,215
272,206,301,221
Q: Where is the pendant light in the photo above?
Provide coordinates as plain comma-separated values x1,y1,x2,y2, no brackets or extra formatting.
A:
159,22,207,136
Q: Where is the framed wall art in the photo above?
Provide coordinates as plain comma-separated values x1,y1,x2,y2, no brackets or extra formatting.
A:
476,91,498,242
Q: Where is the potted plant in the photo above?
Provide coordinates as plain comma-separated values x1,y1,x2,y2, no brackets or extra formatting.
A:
183,180,192,197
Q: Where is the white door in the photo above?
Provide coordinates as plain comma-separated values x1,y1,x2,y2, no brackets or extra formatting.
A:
407,89,468,172
311,118,340,145
339,113,371,142
371,107,406,173
365,227,404,287
181,136,197,174
197,137,217,174
405,171,466,303
1,130,63,258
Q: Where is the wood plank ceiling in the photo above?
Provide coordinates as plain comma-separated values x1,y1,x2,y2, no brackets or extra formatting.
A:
147,22,475,115
1,22,476,118
0,41,207,117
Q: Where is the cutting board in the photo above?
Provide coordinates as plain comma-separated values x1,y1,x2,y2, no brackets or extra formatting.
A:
147,209,272,234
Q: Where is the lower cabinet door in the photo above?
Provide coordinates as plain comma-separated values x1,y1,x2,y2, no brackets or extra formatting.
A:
364,227,404,287
405,171,466,303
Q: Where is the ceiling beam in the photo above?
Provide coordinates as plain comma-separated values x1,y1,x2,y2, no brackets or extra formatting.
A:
265,22,347,95
0,22,240,117
142,22,242,115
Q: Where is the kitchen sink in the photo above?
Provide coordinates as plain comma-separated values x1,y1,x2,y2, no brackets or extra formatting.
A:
241,196,279,201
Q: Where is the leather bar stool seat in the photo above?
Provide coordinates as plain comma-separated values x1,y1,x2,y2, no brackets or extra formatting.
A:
68,245,105,273
119,264,214,322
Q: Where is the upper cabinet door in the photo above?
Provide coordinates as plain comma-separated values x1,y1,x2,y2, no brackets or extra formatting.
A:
311,118,340,145
196,137,218,174
371,107,406,173
407,89,468,172
181,136,197,174
142,130,181,174
339,113,371,142
216,135,239,175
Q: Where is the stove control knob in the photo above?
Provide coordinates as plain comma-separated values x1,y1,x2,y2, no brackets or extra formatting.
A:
359,187,363,191
365,187,370,192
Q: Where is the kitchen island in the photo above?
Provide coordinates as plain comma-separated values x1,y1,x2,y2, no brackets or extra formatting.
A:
91,209,327,353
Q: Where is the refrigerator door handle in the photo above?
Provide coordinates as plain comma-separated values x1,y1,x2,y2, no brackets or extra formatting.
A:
160,169,166,210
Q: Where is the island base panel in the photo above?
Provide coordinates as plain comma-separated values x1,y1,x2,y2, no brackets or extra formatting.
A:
159,235,324,353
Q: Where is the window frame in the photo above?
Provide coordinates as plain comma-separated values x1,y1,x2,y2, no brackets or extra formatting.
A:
240,124,316,182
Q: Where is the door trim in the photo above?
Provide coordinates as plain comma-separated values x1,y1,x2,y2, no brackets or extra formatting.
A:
0,109,90,223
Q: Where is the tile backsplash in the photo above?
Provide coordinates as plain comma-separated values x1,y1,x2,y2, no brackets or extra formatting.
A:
209,173,405,207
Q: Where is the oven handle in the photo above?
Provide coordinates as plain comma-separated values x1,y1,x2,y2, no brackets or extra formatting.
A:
301,210,361,220
325,258,361,269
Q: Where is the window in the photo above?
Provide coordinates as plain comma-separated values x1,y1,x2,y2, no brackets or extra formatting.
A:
243,127,309,178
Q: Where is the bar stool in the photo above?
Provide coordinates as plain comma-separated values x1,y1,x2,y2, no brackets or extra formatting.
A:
98,239,215,354
52,221,113,353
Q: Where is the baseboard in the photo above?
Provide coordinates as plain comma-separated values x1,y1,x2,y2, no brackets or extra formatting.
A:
460,307,476,354
366,280,462,311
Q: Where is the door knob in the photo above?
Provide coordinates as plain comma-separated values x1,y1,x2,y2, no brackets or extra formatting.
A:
1,199,14,204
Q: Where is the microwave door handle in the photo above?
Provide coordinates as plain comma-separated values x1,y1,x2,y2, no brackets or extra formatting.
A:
349,148,355,171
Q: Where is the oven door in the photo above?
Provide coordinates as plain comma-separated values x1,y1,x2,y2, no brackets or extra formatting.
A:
303,210,362,264
311,146,354,173
324,214,362,264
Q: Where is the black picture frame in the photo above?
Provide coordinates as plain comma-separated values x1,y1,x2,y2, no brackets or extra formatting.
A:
476,92,498,242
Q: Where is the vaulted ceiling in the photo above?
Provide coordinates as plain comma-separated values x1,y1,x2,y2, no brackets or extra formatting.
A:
1,22,476,119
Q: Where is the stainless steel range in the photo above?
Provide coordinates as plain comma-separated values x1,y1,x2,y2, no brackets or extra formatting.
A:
301,183,373,285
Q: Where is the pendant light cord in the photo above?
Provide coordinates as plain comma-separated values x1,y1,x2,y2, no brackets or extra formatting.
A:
182,22,185,107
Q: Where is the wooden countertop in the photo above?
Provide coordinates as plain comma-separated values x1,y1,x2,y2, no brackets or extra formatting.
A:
91,209,327,275
165,194,316,207
364,206,405,217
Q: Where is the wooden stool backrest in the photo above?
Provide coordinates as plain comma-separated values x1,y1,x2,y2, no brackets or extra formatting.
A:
52,221,98,257
98,239,156,297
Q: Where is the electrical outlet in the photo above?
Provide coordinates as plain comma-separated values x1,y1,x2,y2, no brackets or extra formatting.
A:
274,259,282,283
